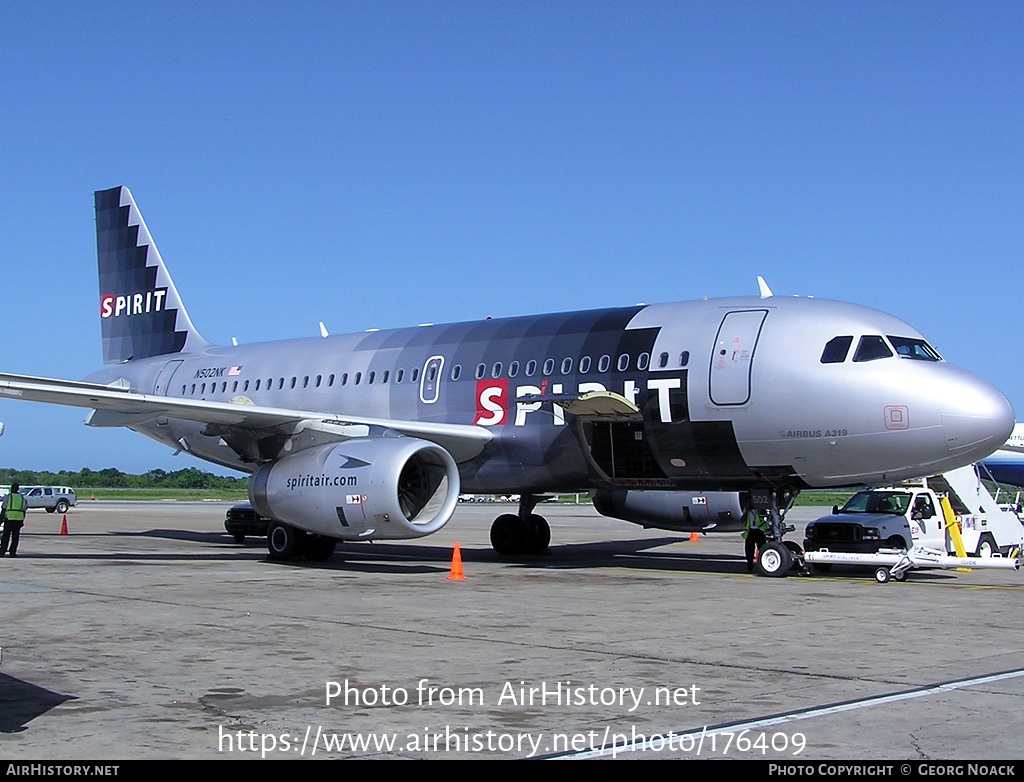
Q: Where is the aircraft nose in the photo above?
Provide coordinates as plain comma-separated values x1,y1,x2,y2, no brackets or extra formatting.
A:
941,372,1015,458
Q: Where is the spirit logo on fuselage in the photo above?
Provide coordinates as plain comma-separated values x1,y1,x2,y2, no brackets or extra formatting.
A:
474,376,683,426
100,289,169,319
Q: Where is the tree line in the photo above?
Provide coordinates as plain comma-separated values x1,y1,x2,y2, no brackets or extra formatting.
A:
0,466,247,490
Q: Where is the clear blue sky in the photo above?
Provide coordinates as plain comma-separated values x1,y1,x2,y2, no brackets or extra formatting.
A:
1,1,1021,475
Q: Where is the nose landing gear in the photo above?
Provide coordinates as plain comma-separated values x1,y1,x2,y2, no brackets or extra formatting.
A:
751,487,803,578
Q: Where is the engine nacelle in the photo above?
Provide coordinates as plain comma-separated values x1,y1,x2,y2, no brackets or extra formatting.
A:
593,489,745,532
249,437,460,540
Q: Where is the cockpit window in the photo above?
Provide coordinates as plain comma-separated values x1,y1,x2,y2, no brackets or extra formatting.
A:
820,336,853,364
852,335,893,362
888,336,941,361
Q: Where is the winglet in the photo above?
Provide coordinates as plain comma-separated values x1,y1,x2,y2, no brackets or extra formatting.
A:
757,276,774,299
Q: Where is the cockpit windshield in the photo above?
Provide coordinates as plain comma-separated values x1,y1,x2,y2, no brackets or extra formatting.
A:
887,336,942,361
840,490,912,515
852,335,893,362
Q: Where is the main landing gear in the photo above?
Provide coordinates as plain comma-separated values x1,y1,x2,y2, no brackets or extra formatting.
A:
490,495,551,556
266,521,337,562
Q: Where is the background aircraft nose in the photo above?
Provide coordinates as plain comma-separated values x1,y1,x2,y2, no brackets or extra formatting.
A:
941,373,1015,458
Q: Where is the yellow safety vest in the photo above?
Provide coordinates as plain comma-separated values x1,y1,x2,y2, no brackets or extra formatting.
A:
5,492,26,523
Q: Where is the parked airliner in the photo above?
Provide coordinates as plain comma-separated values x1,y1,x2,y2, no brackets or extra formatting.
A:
982,423,1024,488
0,187,1013,574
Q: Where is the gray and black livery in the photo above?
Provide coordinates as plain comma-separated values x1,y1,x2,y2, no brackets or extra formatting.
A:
0,186,1013,571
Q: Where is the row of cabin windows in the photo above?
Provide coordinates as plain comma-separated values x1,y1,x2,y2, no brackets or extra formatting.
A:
466,350,690,381
179,350,691,397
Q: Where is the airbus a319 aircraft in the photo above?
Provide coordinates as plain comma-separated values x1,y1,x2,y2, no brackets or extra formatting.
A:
0,187,1014,575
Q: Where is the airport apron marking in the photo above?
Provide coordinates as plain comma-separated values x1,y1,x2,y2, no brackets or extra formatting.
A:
543,667,1024,759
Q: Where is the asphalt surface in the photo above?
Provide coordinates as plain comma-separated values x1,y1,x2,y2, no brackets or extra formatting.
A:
1,501,1022,760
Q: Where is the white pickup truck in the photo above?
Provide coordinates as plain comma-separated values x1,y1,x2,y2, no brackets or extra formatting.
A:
803,465,1024,558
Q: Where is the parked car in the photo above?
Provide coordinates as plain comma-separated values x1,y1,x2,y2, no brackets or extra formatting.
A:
224,502,271,543
16,486,77,514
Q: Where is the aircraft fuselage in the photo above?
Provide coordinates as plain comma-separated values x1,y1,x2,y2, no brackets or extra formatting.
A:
87,295,1013,495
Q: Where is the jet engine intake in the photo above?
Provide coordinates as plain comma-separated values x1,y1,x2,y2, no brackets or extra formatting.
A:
249,437,460,540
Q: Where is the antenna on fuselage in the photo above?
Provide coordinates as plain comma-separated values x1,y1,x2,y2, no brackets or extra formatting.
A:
319,322,329,338
757,276,774,299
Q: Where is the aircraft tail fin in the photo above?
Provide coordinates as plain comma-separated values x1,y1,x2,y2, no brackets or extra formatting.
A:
95,186,211,365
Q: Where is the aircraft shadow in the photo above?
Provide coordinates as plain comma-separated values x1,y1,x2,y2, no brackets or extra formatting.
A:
29,529,961,581
325,537,752,576
0,672,76,733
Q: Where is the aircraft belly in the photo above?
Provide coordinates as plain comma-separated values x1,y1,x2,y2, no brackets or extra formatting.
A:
131,420,255,474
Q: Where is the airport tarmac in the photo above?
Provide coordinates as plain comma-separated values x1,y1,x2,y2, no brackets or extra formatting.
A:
0,500,1022,760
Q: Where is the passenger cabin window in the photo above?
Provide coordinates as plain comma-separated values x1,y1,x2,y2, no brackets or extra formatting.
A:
476,363,486,380
679,351,689,367
525,360,537,376
658,352,669,369
509,361,519,377
579,356,591,373
542,359,554,376
820,335,853,364
598,355,611,372
888,336,941,361
637,352,649,371
450,365,461,381
560,357,572,375
853,335,893,362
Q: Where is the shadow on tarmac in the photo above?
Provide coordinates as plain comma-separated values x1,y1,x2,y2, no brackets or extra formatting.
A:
0,673,75,733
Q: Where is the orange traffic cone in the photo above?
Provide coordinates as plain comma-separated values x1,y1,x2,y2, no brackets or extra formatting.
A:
689,532,699,542
60,515,69,535
447,543,466,581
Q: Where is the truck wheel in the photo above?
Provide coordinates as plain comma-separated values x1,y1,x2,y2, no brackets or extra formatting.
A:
976,534,997,558
55,500,69,514
755,542,792,577
874,567,890,583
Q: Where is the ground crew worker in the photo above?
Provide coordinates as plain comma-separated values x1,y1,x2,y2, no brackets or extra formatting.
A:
742,505,769,572
1,483,27,557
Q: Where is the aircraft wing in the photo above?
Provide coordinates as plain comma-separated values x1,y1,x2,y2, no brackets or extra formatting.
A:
0,372,492,462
